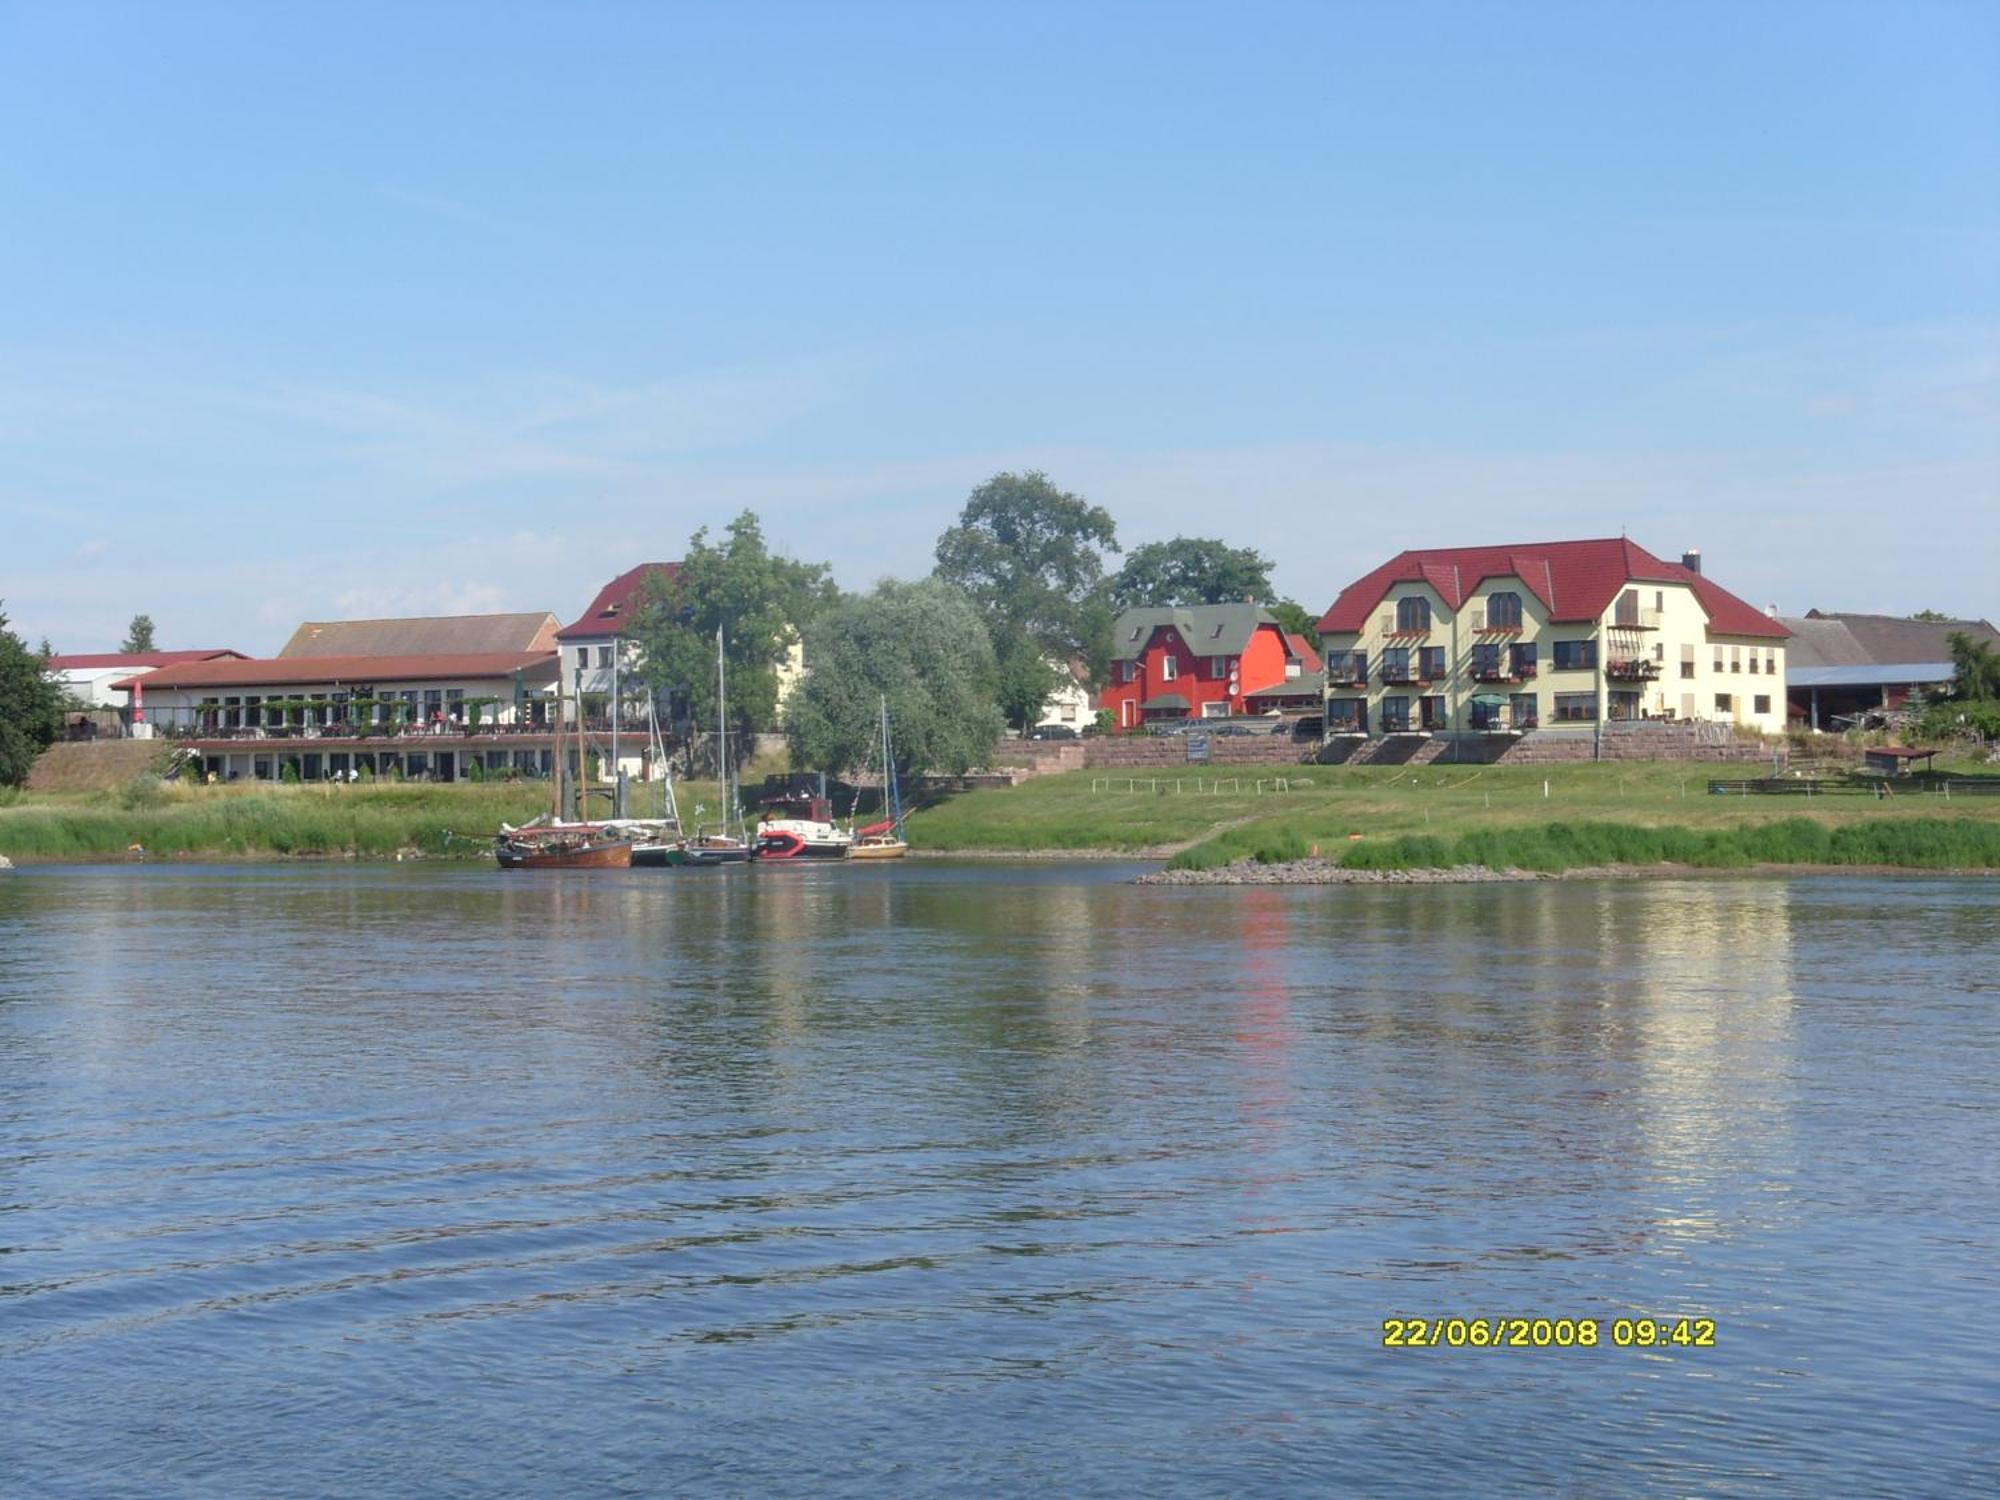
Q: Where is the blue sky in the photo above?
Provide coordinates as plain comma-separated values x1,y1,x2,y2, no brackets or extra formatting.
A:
2,0,1995,651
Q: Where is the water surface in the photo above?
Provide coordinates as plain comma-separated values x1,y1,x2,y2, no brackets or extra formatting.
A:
2,863,1995,1495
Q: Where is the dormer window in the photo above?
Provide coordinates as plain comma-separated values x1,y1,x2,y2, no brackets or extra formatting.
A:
1129,625,1142,642
1210,623,1223,638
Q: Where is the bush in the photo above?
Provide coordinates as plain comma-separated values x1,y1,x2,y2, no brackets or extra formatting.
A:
118,774,165,811
280,760,301,785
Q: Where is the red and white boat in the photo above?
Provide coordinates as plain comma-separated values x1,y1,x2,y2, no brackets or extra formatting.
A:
754,787,854,860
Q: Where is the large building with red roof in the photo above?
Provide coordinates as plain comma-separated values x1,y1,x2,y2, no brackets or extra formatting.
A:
1315,538,1790,740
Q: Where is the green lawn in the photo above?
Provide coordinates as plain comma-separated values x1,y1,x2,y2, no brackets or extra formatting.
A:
906,758,2000,868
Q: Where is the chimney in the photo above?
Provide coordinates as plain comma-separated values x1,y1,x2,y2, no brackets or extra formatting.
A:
1765,603,1778,618
1681,548,1702,575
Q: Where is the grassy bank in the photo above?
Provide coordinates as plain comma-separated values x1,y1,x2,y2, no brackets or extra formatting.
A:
901,759,2000,870
6,757,1997,870
0,775,736,862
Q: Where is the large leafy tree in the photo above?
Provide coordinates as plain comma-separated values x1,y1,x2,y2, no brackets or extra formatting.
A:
119,614,157,654
1946,630,2000,700
628,512,837,742
933,468,1118,680
1109,536,1273,610
0,605,65,787
786,580,1003,779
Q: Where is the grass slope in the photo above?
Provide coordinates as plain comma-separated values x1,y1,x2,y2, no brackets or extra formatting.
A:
900,760,2000,868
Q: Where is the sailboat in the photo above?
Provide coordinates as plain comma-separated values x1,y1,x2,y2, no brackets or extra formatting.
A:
630,691,691,867
681,627,752,867
848,695,909,860
496,671,635,869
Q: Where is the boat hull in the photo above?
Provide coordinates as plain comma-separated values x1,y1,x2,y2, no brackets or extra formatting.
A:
631,843,688,868
497,839,634,870
847,839,909,860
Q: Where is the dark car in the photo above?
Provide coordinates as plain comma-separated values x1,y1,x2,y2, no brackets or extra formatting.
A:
1290,715,1324,739
1027,724,1079,740
1209,722,1257,737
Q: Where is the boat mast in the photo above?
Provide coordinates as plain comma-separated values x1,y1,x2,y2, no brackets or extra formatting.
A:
610,636,621,819
551,672,564,821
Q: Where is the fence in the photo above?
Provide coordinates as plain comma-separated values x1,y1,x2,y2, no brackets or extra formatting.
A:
1090,775,1313,796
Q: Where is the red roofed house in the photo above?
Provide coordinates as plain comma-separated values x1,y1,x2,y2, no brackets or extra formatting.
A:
554,563,681,698
1315,539,1789,740
1101,603,1319,728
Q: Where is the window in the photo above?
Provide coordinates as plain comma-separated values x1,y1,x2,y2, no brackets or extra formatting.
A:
1614,588,1640,626
1731,647,1742,673
1485,591,1522,629
1552,639,1597,671
1655,591,1665,612
1201,700,1229,718
1472,643,1503,678
1609,691,1642,721
1161,655,1177,682
446,687,464,723
1395,596,1431,633
1381,696,1411,732
1511,642,1538,678
1748,654,1758,674
1715,693,1733,714
1382,647,1413,683
1713,648,1724,673
1766,649,1778,674
1554,693,1597,722
1419,646,1446,681
1470,697,1503,730
1509,693,1539,729
1681,659,1696,679
1420,696,1447,730
1653,643,1665,661
598,645,613,669
1211,657,1228,678
1326,698,1365,733
1060,702,1077,722
1754,695,1771,715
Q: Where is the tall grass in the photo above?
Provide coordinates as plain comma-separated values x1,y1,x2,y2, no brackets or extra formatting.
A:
1323,818,2000,873
0,783,550,861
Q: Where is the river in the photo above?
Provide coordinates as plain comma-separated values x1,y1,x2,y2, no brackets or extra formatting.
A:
2,863,1995,1496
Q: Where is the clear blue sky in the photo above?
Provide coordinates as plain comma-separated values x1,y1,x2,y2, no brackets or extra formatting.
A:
3,0,1994,651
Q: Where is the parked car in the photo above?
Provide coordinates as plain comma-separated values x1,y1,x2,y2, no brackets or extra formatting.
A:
1027,724,1079,740
1209,722,1257,737
1146,718,1197,736
1290,715,1324,739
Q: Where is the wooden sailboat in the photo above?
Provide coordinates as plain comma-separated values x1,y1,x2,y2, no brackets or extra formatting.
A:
848,695,909,860
495,670,637,869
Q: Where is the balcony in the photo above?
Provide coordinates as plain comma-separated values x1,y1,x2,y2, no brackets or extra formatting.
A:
1606,658,1661,682
1380,667,1418,686
1471,666,1520,684
1327,656,1369,690
1610,608,1663,630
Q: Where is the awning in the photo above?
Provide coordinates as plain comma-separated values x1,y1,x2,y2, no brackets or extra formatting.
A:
1140,693,1190,711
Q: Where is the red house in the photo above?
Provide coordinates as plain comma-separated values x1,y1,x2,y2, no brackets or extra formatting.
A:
1100,603,1319,729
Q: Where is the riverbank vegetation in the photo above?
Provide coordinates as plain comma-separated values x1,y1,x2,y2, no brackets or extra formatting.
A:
902,759,2000,870
4,759,1997,869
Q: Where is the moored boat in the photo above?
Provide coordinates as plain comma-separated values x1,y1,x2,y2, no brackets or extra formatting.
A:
754,787,854,860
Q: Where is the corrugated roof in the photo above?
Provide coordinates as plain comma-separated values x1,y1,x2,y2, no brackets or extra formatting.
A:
1317,538,1789,640
1139,693,1192,710
555,563,680,641
1787,662,1956,689
1113,602,1276,661
47,650,245,670
112,652,559,692
280,614,559,658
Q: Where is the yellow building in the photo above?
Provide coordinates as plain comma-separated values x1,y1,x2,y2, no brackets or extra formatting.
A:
1315,539,1789,742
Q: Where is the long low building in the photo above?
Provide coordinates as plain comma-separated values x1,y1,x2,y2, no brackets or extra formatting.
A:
1779,610,2000,729
116,650,566,782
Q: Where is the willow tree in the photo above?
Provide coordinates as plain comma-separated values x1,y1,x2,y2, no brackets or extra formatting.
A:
786,580,1002,779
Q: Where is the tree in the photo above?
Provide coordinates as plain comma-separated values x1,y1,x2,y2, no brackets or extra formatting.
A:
994,638,1063,735
1109,536,1273,610
1946,630,2000,701
120,615,157,654
0,604,65,787
1266,599,1324,654
786,580,1003,779
933,471,1119,678
1910,609,1951,622
628,512,838,747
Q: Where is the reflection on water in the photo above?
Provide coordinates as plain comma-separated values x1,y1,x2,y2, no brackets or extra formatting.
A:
1,864,1995,1497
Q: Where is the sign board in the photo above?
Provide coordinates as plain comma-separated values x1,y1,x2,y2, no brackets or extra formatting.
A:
1185,733,1211,763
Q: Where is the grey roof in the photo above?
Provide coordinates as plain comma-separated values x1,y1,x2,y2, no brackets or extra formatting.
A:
1139,692,1191,711
1779,611,2000,671
1246,671,1325,698
1788,662,1956,689
280,613,560,658
1113,602,1274,662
